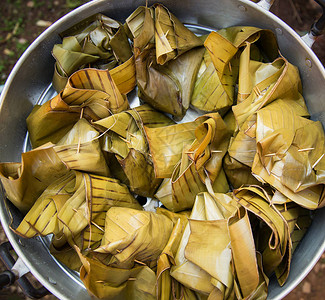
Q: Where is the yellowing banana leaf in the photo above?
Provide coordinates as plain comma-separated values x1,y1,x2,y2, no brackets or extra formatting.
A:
0,144,69,213
50,242,82,271
275,202,311,253
228,114,257,168
233,252,268,300
27,65,132,148
170,159,208,212
54,119,110,176
15,170,141,250
252,101,325,209
26,95,94,148
145,118,203,178
128,4,204,119
78,211,106,251
52,14,132,92
228,207,259,299
156,207,191,224
95,105,173,197
187,113,231,182
155,113,231,211
223,153,261,189
117,149,161,197
157,216,188,300
57,173,142,245
217,27,278,61
52,36,105,92
185,219,233,288
109,56,136,95
170,192,239,297
190,52,235,113
14,172,75,240
171,258,215,295
95,104,174,135
191,32,238,113
96,207,173,269
155,168,229,213
190,27,279,114
126,6,155,52
154,3,203,65
204,31,237,76
126,265,157,300
273,201,311,284
62,68,129,116
77,247,156,300
233,186,291,285
232,56,309,129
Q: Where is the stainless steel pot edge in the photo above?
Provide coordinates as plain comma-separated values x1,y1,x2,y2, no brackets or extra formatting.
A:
0,0,324,299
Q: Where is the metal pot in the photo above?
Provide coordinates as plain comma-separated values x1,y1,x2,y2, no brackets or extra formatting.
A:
0,0,324,299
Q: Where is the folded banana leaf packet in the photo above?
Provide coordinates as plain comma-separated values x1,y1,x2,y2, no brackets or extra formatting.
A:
0,3,324,300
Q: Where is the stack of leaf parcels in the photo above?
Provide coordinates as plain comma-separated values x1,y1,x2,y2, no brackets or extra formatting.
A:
1,4,324,300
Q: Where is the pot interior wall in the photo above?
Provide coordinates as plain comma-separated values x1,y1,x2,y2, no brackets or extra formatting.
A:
0,1,324,299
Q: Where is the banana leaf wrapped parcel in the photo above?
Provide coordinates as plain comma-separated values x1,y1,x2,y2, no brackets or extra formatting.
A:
52,13,133,92
1,3,325,300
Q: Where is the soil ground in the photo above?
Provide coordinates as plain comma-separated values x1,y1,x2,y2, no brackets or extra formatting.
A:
0,0,324,299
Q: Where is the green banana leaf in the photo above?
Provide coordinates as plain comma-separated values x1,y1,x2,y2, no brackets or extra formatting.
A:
52,13,132,92
190,27,279,114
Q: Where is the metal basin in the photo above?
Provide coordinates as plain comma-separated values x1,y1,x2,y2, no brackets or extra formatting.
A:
0,0,324,299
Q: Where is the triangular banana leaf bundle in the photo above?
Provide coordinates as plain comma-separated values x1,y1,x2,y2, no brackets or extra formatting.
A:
232,55,309,129
126,4,204,119
54,118,110,177
0,144,69,213
252,100,325,209
52,13,133,92
27,65,134,148
77,247,157,300
150,113,230,211
94,104,174,197
225,47,310,189
95,207,174,269
13,170,142,250
167,191,270,300
191,27,279,114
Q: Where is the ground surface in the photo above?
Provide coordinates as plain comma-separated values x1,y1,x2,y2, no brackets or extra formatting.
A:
0,0,324,299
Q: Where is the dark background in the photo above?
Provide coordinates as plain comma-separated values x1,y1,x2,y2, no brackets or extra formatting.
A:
0,0,324,299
